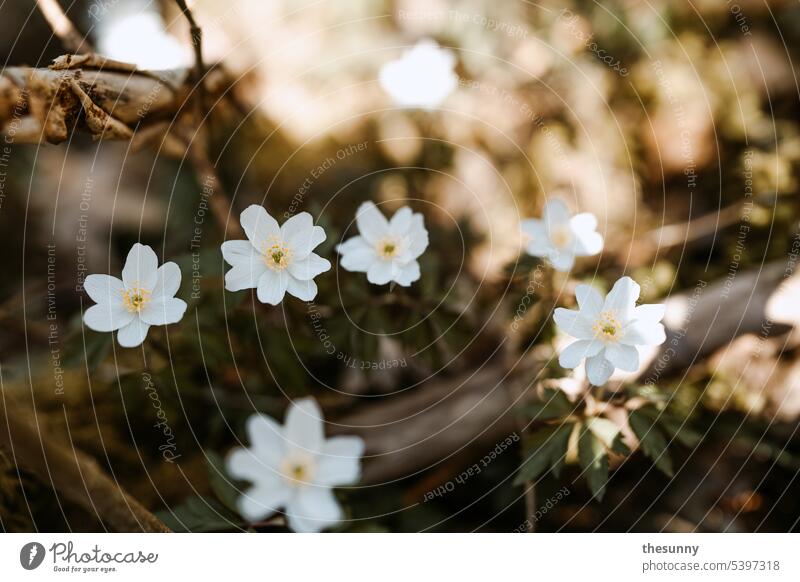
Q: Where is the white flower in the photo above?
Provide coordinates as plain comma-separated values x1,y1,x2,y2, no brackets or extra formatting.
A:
378,39,458,109
83,243,187,348
521,198,603,271
222,206,331,305
554,277,666,386
336,202,428,287
226,398,365,533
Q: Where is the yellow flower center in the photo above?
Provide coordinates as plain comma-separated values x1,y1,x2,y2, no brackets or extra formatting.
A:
592,310,622,341
122,288,151,313
264,240,292,271
376,236,401,259
550,224,573,249
280,454,316,488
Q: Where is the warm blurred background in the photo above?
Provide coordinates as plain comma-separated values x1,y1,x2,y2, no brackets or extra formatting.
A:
1,0,800,532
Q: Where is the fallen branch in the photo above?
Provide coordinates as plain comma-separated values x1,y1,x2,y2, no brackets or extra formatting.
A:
339,262,795,484
0,394,170,532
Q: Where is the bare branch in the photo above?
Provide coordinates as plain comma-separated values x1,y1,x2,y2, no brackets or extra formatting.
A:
35,0,92,54
0,394,170,532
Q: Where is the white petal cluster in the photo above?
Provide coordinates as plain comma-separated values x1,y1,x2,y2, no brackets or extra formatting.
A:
336,202,428,287
83,243,187,347
379,39,458,109
554,277,666,385
226,398,365,533
222,206,331,305
521,198,604,271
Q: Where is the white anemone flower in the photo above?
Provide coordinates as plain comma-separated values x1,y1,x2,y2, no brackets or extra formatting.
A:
226,398,365,533
83,243,187,348
379,39,458,109
554,277,666,386
222,206,331,305
336,202,428,287
521,198,604,271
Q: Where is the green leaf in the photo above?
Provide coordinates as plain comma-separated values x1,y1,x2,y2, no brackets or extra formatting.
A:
586,416,621,448
610,433,632,456
518,388,573,421
629,408,673,477
206,450,241,512
658,415,702,448
157,496,242,532
514,422,573,485
579,427,609,500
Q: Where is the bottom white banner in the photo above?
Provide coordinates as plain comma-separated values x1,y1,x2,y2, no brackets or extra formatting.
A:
0,533,797,580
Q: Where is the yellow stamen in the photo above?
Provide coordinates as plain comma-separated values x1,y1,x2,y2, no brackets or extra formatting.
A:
122,288,151,313
264,239,292,271
376,236,401,259
550,224,573,248
280,455,315,487
592,310,622,341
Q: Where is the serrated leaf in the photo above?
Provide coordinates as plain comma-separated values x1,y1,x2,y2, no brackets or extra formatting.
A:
629,408,673,477
579,427,609,500
514,422,574,485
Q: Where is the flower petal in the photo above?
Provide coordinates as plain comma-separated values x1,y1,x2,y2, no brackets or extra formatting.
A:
570,212,597,232
223,242,267,292
227,448,276,482
548,248,575,272
286,276,318,302
585,352,614,386
543,197,571,230
575,284,604,317
83,302,134,332
151,262,182,300
140,297,187,326
315,436,364,487
604,343,639,372
603,276,640,320
553,307,594,339
338,236,377,272
237,483,290,523
116,317,150,348
634,303,666,324
559,339,603,369
246,413,285,461
573,228,603,257
355,201,389,244
221,239,258,265
394,260,421,286
366,260,394,285
121,243,158,291
288,253,331,281
526,240,552,259
282,212,321,258
256,270,288,305
240,205,280,251
406,214,429,258
622,320,666,346
284,398,325,454
83,274,125,304
388,206,413,235
317,436,365,487
286,488,342,533
520,218,545,239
